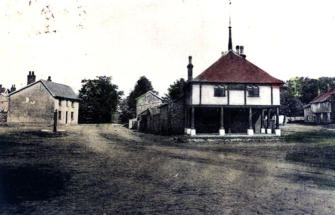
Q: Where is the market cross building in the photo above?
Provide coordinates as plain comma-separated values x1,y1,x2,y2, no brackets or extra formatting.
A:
184,24,284,136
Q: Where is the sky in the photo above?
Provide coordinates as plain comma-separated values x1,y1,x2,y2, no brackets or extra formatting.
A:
1,0,335,96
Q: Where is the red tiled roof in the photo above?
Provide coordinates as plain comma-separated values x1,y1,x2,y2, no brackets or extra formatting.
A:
311,87,335,103
193,51,284,84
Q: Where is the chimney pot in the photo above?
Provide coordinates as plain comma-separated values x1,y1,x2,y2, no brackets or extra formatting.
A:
47,76,52,81
27,71,36,85
240,46,244,54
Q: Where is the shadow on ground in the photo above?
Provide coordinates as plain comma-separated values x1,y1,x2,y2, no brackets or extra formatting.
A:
0,164,70,205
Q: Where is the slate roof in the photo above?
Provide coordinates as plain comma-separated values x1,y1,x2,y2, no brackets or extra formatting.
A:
9,80,79,101
41,80,79,100
310,87,335,104
193,51,284,84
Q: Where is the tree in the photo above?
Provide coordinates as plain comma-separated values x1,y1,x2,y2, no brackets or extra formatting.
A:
126,76,154,118
78,76,123,123
318,77,335,93
166,78,186,101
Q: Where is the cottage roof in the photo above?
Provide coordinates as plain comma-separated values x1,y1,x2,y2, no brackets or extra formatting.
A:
9,80,79,101
193,51,284,84
136,90,162,101
310,87,335,104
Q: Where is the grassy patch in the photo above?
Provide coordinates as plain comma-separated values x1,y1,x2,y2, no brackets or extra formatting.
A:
285,131,335,143
286,144,335,171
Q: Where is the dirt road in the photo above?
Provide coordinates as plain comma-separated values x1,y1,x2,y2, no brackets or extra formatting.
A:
1,123,335,214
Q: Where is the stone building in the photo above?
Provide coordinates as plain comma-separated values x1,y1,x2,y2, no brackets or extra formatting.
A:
7,73,79,125
184,23,284,136
0,91,9,123
136,90,163,117
304,87,335,124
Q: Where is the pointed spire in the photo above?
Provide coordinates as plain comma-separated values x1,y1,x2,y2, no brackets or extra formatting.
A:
228,23,232,51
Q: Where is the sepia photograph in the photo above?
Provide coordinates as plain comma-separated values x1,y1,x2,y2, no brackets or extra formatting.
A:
1,0,335,214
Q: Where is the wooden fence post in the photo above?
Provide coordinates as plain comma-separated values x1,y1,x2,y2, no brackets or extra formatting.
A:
53,110,57,133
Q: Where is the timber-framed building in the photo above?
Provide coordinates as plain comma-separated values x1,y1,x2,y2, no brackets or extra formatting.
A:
184,24,284,136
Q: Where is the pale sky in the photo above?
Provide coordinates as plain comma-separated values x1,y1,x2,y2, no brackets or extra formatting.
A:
1,0,335,96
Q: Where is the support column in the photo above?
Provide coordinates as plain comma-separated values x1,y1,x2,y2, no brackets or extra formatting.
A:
228,109,231,133
261,109,265,134
247,107,254,135
190,107,196,136
184,107,190,134
275,107,281,136
267,108,272,134
219,107,225,135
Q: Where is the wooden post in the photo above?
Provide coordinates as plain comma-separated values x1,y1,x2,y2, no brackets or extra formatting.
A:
261,109,265,129
191,107,195,129
276,107,280,129
220,107,224,129
249,107,252,129
184,107,188,128
228,109,231,133
53,110,57,133
267,108,271,129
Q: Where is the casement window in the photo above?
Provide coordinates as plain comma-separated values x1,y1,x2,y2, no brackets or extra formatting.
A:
71,101,74,108
214,85,226,97
247,85,260,97
66,100,69,107
58,111,61,120
58,99,62,106
71,112,74,120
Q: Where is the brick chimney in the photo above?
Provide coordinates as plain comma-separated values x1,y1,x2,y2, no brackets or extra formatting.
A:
10,85,16,93
187,56,193,81
27,71,36,85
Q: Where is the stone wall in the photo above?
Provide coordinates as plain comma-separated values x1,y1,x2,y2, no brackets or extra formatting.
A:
0,95,8,123
7,82,55,125
137,98,185,135
136,91,162,117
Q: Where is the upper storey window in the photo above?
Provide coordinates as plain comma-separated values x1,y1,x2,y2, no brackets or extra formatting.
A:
247,85,259,97
214,85,226,97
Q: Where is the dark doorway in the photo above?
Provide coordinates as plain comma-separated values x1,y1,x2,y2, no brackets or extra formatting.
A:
225,108,261,133
195,107,220,133
225,109,248,133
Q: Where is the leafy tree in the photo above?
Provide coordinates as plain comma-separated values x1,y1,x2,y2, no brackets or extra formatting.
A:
300,78,318,104
78,76,123,123
118,98,133,123
166,78,186,101
126,76,155,117
318,77,335,93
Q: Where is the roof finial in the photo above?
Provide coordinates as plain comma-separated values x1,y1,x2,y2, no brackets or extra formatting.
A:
228,0,233,51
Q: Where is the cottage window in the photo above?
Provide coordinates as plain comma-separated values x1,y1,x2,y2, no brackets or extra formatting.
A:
58,111,61,120
214,86,226,97
71,101,74,108
66,100,69,107
58,99,62,106
247,85,259,97
71,112,74,120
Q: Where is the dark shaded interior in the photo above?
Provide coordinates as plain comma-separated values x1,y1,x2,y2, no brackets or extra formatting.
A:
194,107,262,134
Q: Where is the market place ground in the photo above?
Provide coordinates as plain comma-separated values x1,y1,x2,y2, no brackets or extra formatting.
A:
1,124,335,214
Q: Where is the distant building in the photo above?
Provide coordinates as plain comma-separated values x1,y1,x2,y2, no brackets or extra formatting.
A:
0,90,9,123
304,87,335,124
7,72,80,125
136,91,163,117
